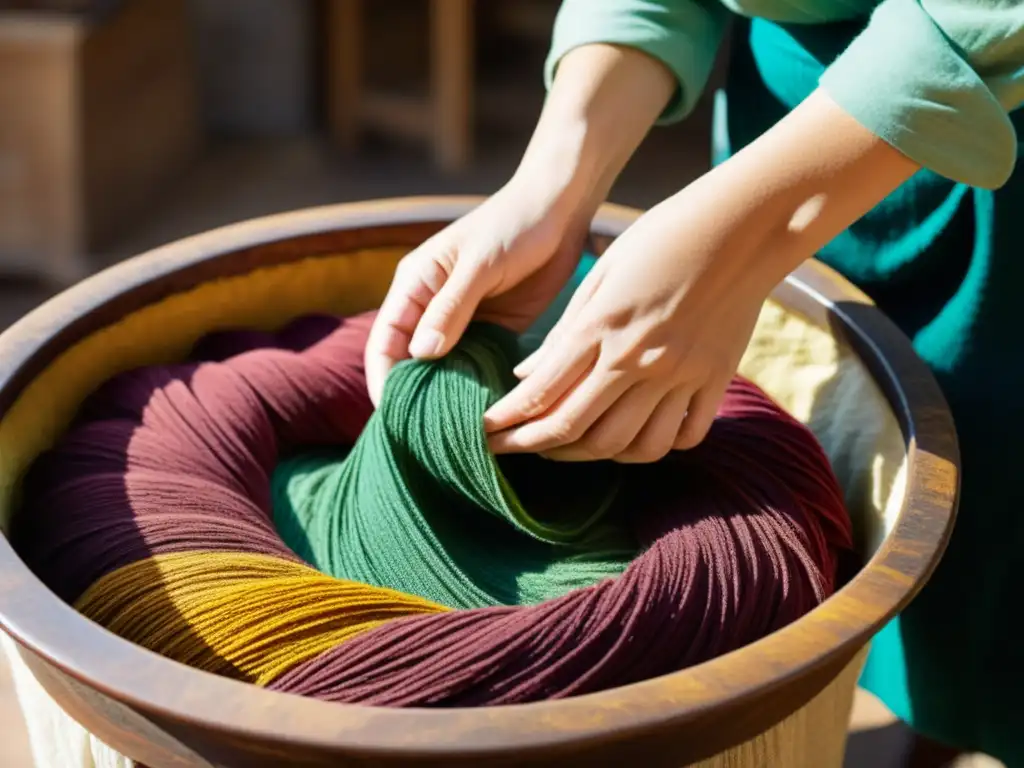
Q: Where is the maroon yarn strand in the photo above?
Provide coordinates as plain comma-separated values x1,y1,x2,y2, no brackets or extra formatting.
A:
13,311,854,707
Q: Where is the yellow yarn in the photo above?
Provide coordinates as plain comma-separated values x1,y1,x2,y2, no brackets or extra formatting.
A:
75,551,448,685
0,244,907,768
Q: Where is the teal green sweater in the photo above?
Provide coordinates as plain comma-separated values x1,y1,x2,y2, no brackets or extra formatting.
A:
545,0,1024,189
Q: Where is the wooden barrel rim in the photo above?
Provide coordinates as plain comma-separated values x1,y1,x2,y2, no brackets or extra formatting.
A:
0,197,959,765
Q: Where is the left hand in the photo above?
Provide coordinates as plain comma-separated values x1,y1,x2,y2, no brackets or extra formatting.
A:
483,176,778,463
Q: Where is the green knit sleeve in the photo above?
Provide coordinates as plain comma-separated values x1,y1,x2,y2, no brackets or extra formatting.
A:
544,0,731,124
819,0,1024,190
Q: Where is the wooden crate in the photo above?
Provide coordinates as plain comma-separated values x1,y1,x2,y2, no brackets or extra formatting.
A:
0,0,201,283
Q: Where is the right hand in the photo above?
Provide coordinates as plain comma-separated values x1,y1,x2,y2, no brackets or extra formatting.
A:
364,179,593,406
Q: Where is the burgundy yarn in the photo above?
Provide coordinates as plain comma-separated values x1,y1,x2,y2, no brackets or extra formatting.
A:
12,310,854,707
13,314,375,603
267,378,852,706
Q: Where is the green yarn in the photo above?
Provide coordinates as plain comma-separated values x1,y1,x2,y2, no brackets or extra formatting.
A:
272,322,636,609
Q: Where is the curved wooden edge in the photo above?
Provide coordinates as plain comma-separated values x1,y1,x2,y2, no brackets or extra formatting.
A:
0,197,959,765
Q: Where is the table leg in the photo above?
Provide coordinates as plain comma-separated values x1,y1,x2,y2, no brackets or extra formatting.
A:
431,0,473,172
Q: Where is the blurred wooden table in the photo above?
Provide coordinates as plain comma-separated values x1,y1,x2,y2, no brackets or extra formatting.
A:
326,0,474,173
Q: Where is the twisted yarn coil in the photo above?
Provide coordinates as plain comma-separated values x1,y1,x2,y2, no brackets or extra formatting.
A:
13,310,853,706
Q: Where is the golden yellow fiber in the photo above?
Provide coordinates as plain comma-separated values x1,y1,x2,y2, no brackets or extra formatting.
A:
0,244,907,767
75,551,448,685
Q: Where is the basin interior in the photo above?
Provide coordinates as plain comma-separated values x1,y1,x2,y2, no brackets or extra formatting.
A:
0,240,912,767
0,245,908,559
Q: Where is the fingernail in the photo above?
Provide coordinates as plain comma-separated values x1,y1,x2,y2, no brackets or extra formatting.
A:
409,329,445,358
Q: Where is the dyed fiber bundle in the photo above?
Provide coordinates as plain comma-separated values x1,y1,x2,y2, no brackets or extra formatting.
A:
12,310,853,706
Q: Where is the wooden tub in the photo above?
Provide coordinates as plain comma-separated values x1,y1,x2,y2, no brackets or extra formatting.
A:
0,198,958,767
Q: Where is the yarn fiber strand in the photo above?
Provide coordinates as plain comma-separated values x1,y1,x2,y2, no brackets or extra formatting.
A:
12,310,853,707
273,323,634,609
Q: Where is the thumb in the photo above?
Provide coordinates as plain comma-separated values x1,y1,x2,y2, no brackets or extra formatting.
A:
409,262,491,359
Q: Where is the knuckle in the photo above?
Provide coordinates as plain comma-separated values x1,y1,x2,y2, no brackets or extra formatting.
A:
397,241,460,284
427,291,462,320
674,423,707,451
617,432,673,462
544,419,581,447
519,394,551,420
673,432,696,451
635,345,673,373
393,255,422,283
584,433,630,459
423,260,453,294
601,339,687,380
622,443,672,464
575,313,612,345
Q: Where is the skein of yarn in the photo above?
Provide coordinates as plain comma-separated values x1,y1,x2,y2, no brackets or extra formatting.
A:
12,309,853,707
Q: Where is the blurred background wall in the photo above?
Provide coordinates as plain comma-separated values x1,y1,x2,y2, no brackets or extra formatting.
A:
0,0,714,292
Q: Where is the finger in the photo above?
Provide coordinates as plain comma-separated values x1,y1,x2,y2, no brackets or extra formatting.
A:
488,364,631,455
674,375,731,450
513,263,605,380
483,340,597,433
512,347,542,380
408,256,495,360
544,381,669,462
365,257,444,405
556,254,606,324
614,385,694,463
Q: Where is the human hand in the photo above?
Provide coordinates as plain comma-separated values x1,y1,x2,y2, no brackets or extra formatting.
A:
364,180,594,406
482,181,773,463
364,42,683,407
483,88,920,463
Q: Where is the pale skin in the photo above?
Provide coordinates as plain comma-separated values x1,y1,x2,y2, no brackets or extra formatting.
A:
364,43,920,463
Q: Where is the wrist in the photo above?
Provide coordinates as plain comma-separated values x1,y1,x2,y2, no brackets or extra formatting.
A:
673,89,919,287
511,122,608,227
511,43,677,230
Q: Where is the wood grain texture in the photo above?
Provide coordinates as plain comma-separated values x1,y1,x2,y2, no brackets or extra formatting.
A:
324,1,475,172
431,0,474,171
0,16,81,276
325,0,363,152
0,0,200,282
0,197,959,766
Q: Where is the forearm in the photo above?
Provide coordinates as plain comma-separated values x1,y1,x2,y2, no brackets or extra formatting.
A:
659,89,921,293
515,43,676,219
